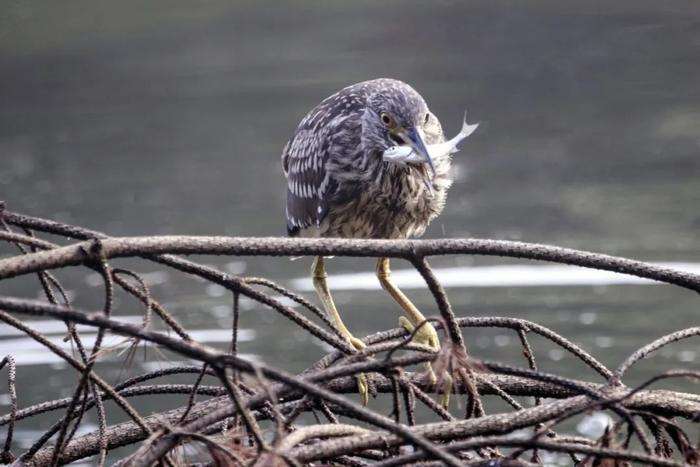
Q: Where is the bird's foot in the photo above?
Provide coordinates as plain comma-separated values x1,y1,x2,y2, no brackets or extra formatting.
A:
399,316,450,405
399,316,440,354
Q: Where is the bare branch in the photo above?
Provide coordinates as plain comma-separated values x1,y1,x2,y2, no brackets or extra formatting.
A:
1,207,698,467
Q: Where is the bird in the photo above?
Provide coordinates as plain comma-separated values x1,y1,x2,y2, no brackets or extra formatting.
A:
281,78,453,403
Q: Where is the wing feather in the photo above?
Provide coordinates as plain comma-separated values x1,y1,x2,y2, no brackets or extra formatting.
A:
281,83,370,236
282,126,334,236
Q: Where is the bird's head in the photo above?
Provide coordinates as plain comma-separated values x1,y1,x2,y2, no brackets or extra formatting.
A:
362,81,434,174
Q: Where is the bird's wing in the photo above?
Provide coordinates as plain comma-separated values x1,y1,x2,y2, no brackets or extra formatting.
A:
282,82,367,237
282,125,337,236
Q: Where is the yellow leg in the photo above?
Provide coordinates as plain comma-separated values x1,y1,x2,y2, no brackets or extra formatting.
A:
376,257,440,351
312,256,369,404
376,257,444,397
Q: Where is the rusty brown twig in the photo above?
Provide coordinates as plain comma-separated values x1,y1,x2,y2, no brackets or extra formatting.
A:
0,206,698,466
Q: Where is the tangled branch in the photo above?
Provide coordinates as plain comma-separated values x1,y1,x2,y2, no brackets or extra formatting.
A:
0,204,698,466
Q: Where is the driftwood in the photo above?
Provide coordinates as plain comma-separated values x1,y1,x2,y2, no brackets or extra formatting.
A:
0,202,698,466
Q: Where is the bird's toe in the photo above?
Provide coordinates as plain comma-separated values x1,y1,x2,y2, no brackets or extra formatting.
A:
357,373,369,406
399,317,441,352
349,336,367,352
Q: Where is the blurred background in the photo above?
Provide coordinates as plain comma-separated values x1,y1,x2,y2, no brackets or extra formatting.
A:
1,0,699,460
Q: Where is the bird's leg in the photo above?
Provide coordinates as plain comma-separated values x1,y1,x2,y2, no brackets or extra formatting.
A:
376,257,440,384
311,256,369,404
312,256,366,349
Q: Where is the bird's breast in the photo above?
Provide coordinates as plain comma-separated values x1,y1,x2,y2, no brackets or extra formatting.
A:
321,158,452,239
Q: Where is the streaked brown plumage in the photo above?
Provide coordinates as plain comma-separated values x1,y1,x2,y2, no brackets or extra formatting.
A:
282,78,450,240
281,78,456,404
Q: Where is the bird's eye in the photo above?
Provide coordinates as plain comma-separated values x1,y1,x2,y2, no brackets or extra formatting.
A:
424,113,430,124
380,112,395,128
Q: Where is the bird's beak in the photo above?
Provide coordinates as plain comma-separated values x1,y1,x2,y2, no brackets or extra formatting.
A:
395,127,435,176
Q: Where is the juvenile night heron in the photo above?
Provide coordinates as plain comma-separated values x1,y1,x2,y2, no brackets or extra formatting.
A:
282,78,452,402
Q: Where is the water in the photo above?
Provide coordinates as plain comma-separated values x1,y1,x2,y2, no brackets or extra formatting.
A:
1,0,700,461
291,262,700,289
